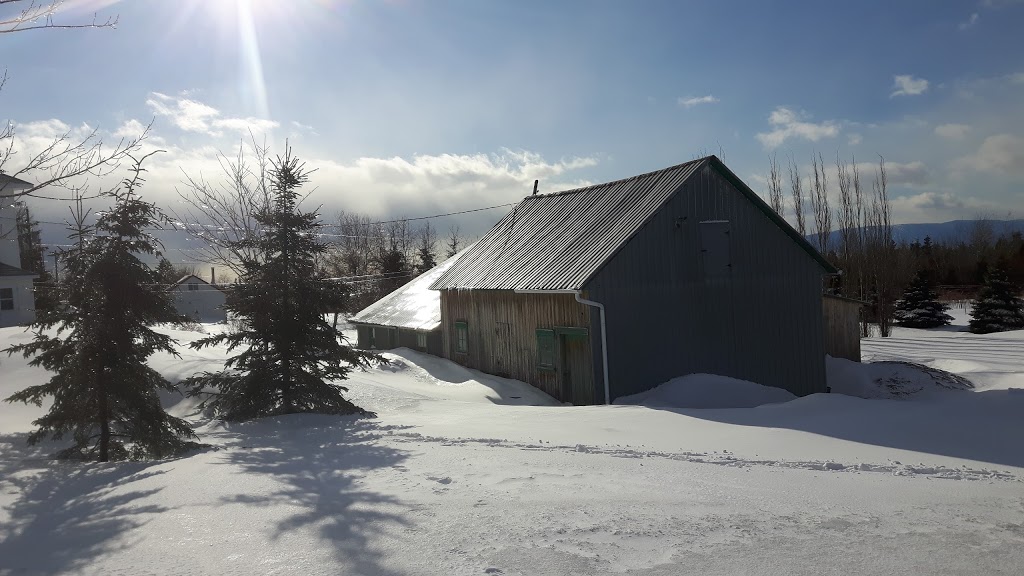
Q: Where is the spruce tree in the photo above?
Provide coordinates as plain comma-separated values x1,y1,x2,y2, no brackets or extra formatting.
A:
186,147,378,421
893,270,953,328
4,156,202,461
155,256,178,285
969,264,1024,334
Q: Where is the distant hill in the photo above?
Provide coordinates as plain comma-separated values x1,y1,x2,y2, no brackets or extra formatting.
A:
812,219,1024,247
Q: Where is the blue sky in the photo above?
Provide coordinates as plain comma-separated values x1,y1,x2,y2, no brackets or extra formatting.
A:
4,0,1024,253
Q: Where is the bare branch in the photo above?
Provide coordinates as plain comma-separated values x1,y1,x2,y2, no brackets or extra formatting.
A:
171,134,273,275
787,156,806,236
0,0,118,34
0,119,150,200
767,153,784,216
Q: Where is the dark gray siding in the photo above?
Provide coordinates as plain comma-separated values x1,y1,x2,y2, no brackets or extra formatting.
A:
585,163,827,400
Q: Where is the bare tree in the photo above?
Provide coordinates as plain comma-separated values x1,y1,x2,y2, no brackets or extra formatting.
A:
172,136,273,275
810,152,832,255
445,224,462,258
767,153,784,216
866,156,896,337
1,2,145,201
787,157,806,236
835,154,856,279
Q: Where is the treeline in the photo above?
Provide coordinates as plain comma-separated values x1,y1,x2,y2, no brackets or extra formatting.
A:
324,214,463,312
767,153,1024,336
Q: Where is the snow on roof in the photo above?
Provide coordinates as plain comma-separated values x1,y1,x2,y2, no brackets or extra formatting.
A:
167,274,224,292
350,249,469,331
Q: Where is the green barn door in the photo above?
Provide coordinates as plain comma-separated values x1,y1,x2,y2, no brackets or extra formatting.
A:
559,330,592,405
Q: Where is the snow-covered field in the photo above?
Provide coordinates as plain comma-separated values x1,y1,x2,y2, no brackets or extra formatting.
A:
2,309,1023,575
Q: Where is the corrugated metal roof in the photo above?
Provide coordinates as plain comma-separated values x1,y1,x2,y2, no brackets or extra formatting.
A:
430,158,708,290
350,249,468,331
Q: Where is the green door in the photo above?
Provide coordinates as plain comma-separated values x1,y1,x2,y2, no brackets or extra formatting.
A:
559,331,593,405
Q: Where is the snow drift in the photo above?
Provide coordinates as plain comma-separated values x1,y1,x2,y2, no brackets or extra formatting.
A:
614,373,796,409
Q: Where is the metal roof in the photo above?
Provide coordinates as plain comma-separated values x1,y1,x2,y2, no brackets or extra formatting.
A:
350,249,467,331
430,156,835,292
430,158,707,290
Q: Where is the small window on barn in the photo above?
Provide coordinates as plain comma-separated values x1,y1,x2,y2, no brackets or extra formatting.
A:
0,287,13,311
454,321,468,354
536,329,555,371
699,220,731,276
188,282,199,291
416,332,428,348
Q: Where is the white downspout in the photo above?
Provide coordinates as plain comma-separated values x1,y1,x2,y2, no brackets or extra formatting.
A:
513,288,611,405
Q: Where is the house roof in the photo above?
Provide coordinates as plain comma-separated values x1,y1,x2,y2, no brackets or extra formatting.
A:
350,250,467,331
0,262,37,277
167,274,224,292
430,156,834,292
0,173,32,196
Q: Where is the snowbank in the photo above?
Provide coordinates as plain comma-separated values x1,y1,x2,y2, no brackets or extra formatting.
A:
827,356,973,399
614,373,796,409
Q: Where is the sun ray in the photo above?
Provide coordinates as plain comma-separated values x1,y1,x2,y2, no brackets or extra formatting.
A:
235,0,270,122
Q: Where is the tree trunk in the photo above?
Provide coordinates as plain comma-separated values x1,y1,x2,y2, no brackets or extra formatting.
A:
98,371,110,462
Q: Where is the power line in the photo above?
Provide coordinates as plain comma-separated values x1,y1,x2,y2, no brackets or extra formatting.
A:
1,200,517,229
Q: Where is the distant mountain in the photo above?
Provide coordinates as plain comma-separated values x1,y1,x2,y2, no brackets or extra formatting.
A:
812,219,1024,247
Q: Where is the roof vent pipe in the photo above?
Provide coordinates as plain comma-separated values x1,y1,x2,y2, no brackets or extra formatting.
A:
532,180,539,195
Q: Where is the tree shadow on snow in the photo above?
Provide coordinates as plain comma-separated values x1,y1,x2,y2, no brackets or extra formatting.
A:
0,435,170,574
215,417,414,576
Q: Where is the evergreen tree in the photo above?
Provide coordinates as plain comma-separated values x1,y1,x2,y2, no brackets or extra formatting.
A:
15,205,55,311
415,222,437,274
969,264,1024,334
893,270,953,328
4,156,202,461
378,242,410,294
155,256,178,285
186,147,378,421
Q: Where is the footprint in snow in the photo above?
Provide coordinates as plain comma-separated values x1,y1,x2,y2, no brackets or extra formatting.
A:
484,569,503,575
427,476,453,485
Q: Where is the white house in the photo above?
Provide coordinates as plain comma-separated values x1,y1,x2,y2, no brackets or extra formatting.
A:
168,274,227,323
0,174,37,328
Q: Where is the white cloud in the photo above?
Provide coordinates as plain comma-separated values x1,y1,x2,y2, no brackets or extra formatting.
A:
678,95,719,108
1008,72,1024,85
113,118,147,139
145,92,279,137
959,12,980,29
953,133,1024,176
891,75,929,97
755,107,840,148
934,123,971,140
848,133,862,146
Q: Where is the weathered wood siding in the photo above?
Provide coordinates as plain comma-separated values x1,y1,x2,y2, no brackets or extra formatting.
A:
439,290,593,403
822,295,861,362
354,324,443,356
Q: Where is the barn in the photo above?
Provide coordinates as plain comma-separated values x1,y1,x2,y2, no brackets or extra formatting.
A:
429,155,837,404
168,274,227,323
350,251,464,356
